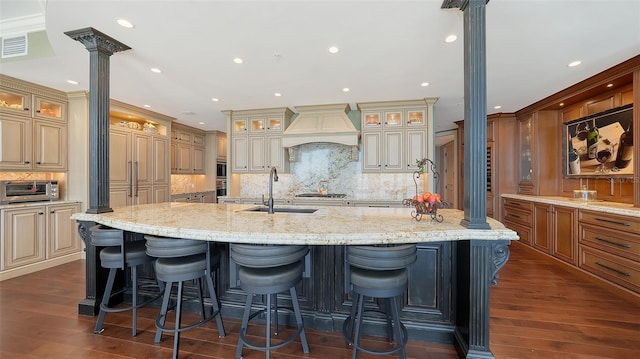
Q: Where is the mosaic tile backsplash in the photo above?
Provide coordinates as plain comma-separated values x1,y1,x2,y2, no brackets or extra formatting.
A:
240,143,425,200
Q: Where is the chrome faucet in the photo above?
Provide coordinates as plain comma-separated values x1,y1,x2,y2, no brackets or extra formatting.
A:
266,166,278,214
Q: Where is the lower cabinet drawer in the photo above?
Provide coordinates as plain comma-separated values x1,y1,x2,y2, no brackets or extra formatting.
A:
580,223,640,262
503,221,531,246
503,206,532,227
580,245,640,293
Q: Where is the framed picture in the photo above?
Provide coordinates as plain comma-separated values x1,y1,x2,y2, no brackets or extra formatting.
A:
563,104,633,177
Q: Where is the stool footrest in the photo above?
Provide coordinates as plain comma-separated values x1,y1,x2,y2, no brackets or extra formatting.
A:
342,315,408,356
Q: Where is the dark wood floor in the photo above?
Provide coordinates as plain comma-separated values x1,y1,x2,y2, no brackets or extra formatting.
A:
1,242,638,359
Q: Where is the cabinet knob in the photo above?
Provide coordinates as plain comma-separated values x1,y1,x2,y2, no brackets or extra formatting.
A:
36,161,41,164
24,108,29,111
38,212,44,215
24,161,30,164
50,211,55,214
36,110,41,113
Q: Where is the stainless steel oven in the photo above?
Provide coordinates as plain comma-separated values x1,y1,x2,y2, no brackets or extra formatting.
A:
0,180,60,204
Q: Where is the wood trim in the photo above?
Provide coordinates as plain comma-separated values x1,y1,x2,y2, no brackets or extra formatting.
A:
516,55,640,117
634,69,640,207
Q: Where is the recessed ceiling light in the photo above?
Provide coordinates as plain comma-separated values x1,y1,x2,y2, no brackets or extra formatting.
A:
328,46,340,54
606,83,613,88
274,93,282,97
445,34,458,43
211,98,219,102
66,80,79,85
233,58,244,64
559,102,564,107
150,67,162,73
420,82,429,87
143,104,151,108
342,88,350,92
199,122,205,125
568,60,582,67
494,105,502,109
116,18,134,29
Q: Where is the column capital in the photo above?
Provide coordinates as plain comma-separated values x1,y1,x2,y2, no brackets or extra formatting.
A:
65,27,131,55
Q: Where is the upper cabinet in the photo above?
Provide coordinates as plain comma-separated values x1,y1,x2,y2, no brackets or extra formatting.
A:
358,99,436,173
516,111,559,195
0,75,68,172
170,123,206,174
228,107,294,174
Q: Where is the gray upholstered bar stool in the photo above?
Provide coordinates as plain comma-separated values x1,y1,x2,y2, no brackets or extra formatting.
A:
230,244,310,359
343,244,417,359
144,235,226,359
90,224,157,337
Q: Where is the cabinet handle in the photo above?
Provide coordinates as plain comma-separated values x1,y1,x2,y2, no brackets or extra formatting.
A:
38,212,44,215
128,161,133,197
135,161,139,197
595,217,631,227
509,213,521,219
595,261,631,277
510,202,522,206
595,237,632,249
24,161,30,164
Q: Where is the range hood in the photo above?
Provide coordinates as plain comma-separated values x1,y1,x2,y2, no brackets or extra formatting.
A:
282,103,360,161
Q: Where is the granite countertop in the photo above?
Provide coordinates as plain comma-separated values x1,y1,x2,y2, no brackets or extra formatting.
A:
71,202,518,245
502,194,640,218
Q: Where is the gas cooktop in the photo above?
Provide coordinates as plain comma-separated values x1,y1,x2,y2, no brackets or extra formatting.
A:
295,193,347,198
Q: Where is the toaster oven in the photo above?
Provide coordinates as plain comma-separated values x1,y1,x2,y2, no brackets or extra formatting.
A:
0,180,60,204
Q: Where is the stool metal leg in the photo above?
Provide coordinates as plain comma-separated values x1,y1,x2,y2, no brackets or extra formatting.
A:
155,281,173,343
351,293,365,359
236,293,253,359
290,287,309,353
173,281,184,359
389,296,406,359
385,299,394,343
272,293,279,335
94,267,117,334
265,293,272,359
204,272,226,337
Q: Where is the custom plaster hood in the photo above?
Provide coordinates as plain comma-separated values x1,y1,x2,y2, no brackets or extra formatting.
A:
282,103,360,161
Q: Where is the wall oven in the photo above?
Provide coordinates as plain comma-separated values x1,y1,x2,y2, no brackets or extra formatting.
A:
0,180,60,204
216,162,227,177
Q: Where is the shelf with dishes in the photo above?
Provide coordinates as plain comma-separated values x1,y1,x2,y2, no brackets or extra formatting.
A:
109,113,167,136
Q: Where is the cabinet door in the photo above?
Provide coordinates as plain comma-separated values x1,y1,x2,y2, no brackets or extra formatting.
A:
362,112,382,129
249,118,266,133
153,186,170,203
2,206,46,269
217,135,227,161
47,203,81,259
552,206,578,265
406,110,426,127
231,136,248,172
362,132,382,172
110,128,132,188
383,130,403,171
533,203,552,253
109,187,130,207
133,186,152,205
193,146,205,173
170,142,178,173
193,133,205,146
266,136,284,170
0,116,31,170
384,111,403,128
34,96,66,122
0,88,31,117
177,144,192,173
405,129,426,171
132,133,153,186
33,119,67,171
518,116,533,193
153,137,170,185
249,136,266,172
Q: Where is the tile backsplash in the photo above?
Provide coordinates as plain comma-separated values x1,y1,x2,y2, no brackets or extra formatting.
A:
240,143,424,200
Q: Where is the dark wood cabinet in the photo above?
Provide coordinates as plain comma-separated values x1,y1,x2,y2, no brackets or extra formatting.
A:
533,203,578,263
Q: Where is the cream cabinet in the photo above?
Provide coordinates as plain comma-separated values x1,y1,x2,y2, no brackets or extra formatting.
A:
0,76,68,172
216,132,227,161
1,202,81,271
171,123,206,174
109,126,169,207
360,103,427,173
229,108,293,174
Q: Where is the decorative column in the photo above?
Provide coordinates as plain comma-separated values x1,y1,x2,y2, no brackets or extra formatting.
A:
65,28,130,315
65,27,131,214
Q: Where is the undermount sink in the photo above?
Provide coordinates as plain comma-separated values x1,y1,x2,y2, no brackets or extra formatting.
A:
242,206,318,214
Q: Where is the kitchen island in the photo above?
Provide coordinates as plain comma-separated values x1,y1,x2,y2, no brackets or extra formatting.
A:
72,202,518,359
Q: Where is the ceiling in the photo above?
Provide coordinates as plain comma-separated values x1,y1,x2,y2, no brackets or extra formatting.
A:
1,0,639,134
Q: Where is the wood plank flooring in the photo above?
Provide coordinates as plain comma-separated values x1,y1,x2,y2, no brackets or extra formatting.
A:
1,242,638,358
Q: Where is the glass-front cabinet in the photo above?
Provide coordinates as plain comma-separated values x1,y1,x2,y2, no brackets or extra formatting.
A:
34,96,66,121
363,112,382,129
233,118,247,133
518,116,533,186
0,88,31,116
249,116,284,133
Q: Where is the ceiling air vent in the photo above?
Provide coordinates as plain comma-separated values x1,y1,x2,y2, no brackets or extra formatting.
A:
2,34,28,58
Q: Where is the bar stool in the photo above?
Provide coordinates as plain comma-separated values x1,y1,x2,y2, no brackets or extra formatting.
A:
343,244,417,359
144,235,226,359
90,224,158,337
230,244,310,359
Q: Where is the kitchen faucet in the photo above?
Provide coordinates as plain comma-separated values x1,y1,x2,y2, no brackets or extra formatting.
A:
266,166,278,214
